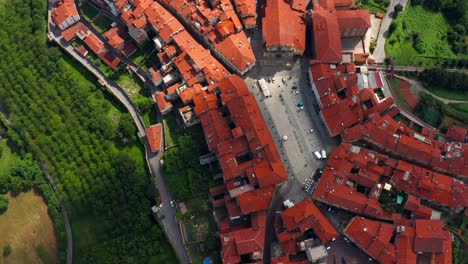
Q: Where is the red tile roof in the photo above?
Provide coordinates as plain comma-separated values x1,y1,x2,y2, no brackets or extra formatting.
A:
414,220,446,253
153,92,173,114
214,33,255,73
446,125,467,142
263,0,306,53
83,33,105,55
344,217,396,264
52,0,79,28
312,7,342,63
281,199,339,243
146,124,163,152
334,0,353,7
61,22,88,42
336,10,371,30
237,186,275,214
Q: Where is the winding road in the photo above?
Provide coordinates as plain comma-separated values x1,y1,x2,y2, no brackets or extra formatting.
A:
47,2,190,263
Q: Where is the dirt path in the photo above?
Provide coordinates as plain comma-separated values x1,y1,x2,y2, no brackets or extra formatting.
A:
395,75,468,104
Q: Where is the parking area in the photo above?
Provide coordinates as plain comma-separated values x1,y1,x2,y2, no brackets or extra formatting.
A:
245,60,339,196
326,236,373,264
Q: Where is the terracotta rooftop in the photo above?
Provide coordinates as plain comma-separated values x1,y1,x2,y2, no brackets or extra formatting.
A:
146,124,163,152
52,0,79,28
446,125,467,142
312,7,342,63
336,10,371,30
263,0,306,53
344,217,396,264
280,199,339,243
83,33,105,55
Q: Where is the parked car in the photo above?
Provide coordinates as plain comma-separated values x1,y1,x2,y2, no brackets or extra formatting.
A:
313,150,322,159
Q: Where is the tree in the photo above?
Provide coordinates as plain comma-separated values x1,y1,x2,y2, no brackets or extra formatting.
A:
2,244,11,257
133,96,152,113
393,4,403,18
0,195,8,212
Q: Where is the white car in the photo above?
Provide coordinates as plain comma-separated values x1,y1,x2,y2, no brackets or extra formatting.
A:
170,200,175,207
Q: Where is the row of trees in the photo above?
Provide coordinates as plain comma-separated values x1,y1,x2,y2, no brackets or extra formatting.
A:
419,68,468,92
0,0,175,262
0,128,66,261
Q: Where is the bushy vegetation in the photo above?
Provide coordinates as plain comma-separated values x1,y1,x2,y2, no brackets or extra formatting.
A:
385,4,458,66
0,0,175,262
0,195,8,212
411,0,468,50
360,0,390,13
413,93,443,127
2,244,11,257
419,68,468,93
162,120,220,201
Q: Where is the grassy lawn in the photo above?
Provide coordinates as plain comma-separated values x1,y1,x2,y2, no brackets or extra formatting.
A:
80,2,99,21
385,4,457,67
129,48,160,71
163,113,184,147
0,139,17,180
0,191,58,264
142,107,159,127
387,77,413,111
116,74,144,99
92,15,113,34
428,88,468,101
361,0,388,13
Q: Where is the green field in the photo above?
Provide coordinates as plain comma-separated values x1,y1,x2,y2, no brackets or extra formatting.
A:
385,4,457,66
116,74,144,99
429,88,468,101
80,2,99,21
0,140,17,180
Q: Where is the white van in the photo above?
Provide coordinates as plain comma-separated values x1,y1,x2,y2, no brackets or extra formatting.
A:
313,150,322,159
321,149,327,159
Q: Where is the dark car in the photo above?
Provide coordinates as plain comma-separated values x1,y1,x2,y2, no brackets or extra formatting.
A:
341,257,347,264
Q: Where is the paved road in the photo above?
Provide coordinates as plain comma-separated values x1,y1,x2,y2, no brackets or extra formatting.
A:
368,65,468,75
395,74,468,104
371,0,409,63
47,9,190,263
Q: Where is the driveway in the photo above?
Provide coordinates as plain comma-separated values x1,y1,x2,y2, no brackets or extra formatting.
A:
371,0,409,63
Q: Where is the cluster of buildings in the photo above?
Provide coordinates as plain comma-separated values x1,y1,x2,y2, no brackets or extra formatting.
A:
51,0,467,263
159,0,256,74
51,0,139,69
191,75,288,263
313,143,466,219
261,0,370,60
272,199,339,263
344,217,452,264
263,1,466,264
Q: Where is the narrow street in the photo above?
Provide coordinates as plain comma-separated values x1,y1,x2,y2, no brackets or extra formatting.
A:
371,0,409,63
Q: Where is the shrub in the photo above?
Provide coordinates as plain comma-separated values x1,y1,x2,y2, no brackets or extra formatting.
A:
2,244,11,257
